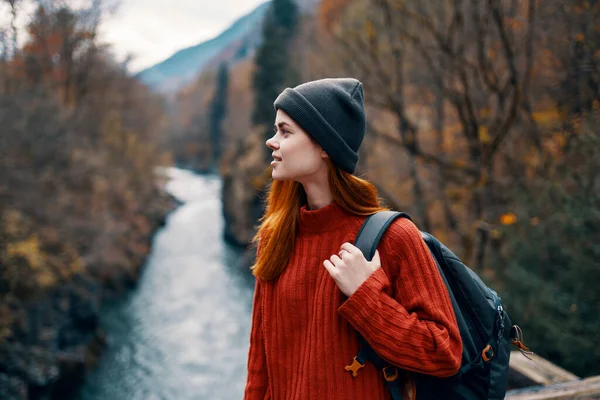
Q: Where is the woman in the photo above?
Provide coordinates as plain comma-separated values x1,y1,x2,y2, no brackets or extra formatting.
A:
244,78,462,400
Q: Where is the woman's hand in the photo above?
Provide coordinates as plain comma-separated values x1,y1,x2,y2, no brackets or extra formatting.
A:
323,242,381,297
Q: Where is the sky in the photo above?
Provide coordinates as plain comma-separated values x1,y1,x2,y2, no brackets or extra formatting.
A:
1,0,268,73
98,0,268,72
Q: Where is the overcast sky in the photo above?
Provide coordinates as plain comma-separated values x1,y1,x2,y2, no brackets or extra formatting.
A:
1,0,268,73
99,0,268,72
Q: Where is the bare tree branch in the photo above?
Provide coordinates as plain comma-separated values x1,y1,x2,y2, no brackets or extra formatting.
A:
367,121,480,176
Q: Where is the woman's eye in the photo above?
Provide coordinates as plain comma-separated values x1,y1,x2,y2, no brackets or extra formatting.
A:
273,128,291,136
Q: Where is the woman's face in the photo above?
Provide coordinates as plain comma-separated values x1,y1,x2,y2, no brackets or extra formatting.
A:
266,109,328,183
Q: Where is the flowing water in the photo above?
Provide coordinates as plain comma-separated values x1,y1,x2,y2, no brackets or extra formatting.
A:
77,168,255,400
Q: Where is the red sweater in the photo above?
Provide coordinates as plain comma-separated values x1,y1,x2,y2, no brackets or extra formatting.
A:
244,202,462,400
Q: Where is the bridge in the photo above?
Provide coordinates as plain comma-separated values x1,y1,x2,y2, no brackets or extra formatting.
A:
507,352,600,399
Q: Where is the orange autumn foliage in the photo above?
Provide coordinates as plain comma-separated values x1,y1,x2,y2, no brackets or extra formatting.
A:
318,0,354,32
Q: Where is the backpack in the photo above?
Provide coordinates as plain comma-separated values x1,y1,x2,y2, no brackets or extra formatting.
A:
347,211,532,400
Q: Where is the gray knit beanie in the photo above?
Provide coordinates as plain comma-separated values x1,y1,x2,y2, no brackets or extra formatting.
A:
273,78,366,174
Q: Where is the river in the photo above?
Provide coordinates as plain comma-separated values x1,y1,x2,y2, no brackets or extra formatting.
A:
77,168,255,400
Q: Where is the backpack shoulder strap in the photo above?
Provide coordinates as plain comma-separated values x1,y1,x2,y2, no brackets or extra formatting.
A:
349,211,413,400
354,211,413,261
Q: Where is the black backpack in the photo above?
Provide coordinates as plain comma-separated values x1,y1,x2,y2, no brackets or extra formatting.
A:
347,211,532,400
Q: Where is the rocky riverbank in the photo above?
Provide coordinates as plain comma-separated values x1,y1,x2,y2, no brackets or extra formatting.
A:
220,132,268,248
0,190,176,400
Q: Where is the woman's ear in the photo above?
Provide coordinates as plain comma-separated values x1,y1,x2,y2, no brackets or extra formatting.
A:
321,149,329,159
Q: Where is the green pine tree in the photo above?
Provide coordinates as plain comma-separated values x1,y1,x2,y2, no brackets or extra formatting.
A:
209,63,229,168
251,0,299,161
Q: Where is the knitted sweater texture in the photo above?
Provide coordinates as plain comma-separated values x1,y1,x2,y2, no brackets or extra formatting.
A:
244,202,462,400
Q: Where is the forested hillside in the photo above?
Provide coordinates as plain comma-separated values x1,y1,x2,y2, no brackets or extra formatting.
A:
0,2,173,398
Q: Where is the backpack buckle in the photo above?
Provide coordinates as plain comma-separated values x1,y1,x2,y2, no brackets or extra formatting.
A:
482,344,495,362
383,366,399,382
345,357,365,377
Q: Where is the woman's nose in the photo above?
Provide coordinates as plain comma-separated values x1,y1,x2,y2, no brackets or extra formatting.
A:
266,135,279,150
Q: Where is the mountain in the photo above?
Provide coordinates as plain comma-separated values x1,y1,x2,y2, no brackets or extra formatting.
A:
136,0,321,94
135,1,271,94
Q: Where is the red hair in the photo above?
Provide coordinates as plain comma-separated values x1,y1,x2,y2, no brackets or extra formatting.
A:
251,159,389,280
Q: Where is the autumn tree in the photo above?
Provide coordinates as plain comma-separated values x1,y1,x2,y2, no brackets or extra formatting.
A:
15,4,100,106
323,0,537,269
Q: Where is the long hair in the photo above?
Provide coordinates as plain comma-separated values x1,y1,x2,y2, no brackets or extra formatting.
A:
251,159,389,280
